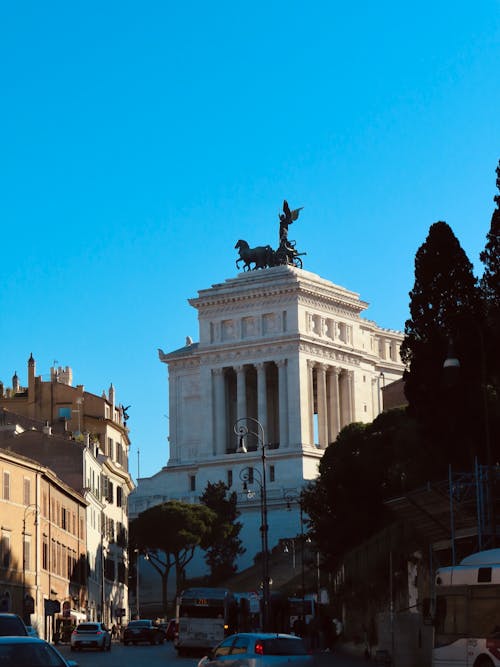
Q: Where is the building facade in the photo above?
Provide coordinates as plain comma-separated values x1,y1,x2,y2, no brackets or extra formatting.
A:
0,356,134,627
131,265,405,605
0,447,87,640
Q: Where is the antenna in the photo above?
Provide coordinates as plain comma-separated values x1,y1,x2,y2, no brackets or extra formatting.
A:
137,448,140,480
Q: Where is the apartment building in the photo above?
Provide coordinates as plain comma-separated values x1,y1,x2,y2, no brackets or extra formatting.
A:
0,447,87,640
0,354,135,627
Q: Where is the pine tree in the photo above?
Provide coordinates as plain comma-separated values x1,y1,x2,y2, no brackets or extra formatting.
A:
401,221,482,473
200,481,245,583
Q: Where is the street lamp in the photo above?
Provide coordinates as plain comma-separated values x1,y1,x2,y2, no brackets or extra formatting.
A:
283,492,306,608
234,417,270,631
22,504,40,624
443,333,496,547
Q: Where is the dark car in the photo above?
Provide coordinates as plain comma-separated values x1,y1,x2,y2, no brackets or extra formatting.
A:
122,619,165,645
0,613,28,636
0,636,78,666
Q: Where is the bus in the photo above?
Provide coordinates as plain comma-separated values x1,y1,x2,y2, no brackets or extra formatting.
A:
433,548,500,667
175,587,237,656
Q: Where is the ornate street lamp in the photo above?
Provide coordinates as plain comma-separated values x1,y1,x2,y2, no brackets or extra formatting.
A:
284,491,306,608
234,417,270,631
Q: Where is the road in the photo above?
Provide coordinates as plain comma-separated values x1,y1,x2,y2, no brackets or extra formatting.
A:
56,639,369,667
57,639,199,667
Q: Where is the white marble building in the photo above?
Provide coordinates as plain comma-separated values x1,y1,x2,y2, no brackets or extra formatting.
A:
130,265,404,604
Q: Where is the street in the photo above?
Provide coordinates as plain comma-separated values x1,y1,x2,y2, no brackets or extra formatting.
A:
57,639,199,667
55,639,369,667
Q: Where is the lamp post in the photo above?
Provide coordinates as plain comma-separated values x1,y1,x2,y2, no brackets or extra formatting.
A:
443,332,496,547
22,504,40,624
284,491,306,608
234,417,270,631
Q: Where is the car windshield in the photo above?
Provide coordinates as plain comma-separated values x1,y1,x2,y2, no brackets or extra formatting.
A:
0,642,65,666
260,638,308,655
77,624,99,632
128,620,150,627
0,618,27,636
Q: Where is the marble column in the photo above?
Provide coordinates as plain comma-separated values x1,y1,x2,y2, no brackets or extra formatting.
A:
235,365,247,426
317,363,328,449
276,359,288,448
213,368,226,455
256,362,268,439
327,367,341,443
307,360,315,445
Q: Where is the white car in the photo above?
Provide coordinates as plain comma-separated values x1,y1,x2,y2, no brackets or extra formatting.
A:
198,633,313,667
70,621,111,652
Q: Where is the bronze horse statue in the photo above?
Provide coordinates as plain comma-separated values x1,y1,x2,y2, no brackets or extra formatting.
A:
235,239,275,271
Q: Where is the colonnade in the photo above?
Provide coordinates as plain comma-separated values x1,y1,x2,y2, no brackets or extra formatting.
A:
210,359,355,454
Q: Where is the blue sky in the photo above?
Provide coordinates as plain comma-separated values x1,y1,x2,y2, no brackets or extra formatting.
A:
1,1,499,480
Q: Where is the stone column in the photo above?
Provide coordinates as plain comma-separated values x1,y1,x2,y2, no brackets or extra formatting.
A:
256,362,268,439
317,364,328,449
235,365,247,425
343,370,354,424
276,359,288,448
213,368,226,455
307,360,315,445
327,367,341,443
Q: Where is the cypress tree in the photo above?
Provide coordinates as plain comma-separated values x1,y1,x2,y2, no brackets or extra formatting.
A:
401,221,481,474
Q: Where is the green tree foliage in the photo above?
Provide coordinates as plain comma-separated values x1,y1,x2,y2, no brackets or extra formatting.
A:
200,481,245,583
301,409,420,570
131,500,216,612
400,221,482,472
479,160,500,446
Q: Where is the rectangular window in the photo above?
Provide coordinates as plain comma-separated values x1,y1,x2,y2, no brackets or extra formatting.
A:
269,465,275,482
107,438,114,458
1,532,11,568
189,475,196,492
23,478,31,505
2,472,10,500
42,535,48,570
227,470,233,487
116,487,123,508
61,507,67,530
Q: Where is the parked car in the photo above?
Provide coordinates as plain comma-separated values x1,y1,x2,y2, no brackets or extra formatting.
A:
197,632,313,667
0,613,28,636
122,619,165,645
70,622,111,652
0,636,78,666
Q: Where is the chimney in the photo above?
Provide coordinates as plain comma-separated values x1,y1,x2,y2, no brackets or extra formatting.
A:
84,432,90,447
43,421,52,436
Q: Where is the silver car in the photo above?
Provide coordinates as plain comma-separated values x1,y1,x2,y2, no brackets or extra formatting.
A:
70,621,111,652
198,632,313,667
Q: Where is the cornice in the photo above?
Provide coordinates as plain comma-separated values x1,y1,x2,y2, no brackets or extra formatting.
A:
189,266,368,315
